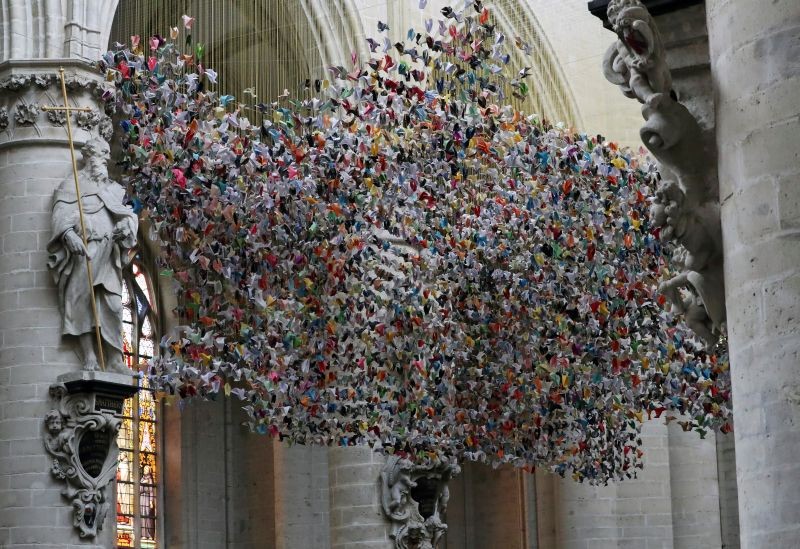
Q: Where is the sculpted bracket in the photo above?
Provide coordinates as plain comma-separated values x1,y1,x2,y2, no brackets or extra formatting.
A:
380,457,461,549
44,373,138,538
602,0,725,348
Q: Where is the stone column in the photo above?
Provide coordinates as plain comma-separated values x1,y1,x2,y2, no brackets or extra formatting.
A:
537,420,678,549
328,446,392,549
706,1,800,547
0,2,121,545
0,63,115,548
273,443,330,549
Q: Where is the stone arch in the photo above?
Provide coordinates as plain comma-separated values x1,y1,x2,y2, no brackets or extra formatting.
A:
110,0,364,102
0,0,119,62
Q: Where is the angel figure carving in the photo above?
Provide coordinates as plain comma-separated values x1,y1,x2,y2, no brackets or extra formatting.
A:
650,181,725,348
602,0,672,106
47,138,138,372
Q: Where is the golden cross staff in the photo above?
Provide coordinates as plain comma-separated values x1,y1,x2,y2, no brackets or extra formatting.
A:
42,67,106,372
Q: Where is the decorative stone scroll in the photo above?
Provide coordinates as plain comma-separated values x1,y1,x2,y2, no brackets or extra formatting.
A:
380,456,461,549
44,371,138,538
602,0,725,348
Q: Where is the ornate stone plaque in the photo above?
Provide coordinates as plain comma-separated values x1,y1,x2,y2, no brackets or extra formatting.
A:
78,428,112,478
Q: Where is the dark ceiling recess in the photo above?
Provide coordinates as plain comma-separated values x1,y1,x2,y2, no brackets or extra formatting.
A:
588,0,704,29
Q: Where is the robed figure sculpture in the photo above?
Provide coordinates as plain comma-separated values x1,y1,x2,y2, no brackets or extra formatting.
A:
47,138,138,372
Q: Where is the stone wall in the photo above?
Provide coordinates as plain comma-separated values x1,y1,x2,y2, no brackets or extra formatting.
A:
445,463,530,549
527,419,727,549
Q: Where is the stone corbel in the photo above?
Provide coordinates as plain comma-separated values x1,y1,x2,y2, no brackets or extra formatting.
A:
602,0,725,348
44,371,138,538
380,456,461,549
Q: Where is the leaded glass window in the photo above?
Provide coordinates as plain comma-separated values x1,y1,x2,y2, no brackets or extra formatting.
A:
117,258,159,549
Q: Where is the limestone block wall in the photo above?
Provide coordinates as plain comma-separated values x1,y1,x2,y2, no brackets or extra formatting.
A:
715,434,739,549
328,446,392,549
529,419,728,549
667,422,723,548
706,0,800,547
274,444,330,549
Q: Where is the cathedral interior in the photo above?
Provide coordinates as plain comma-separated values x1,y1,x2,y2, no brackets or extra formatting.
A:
0,0,798,548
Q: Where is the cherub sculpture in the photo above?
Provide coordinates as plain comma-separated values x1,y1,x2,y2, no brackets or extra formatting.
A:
382,456,418,518
602,0,672,106
651,183,725,348
44,409,72,465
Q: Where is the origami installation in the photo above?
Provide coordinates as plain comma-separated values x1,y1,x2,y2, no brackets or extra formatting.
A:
602,0,726,348
100,0,732,484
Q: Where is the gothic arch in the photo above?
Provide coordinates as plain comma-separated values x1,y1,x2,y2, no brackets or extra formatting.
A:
110,0,364,102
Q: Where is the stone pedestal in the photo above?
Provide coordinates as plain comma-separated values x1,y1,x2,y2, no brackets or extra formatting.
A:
706,1,800,547
46,371,138,540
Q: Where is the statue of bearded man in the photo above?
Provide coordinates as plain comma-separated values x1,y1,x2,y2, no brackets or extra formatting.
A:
47,138,138,372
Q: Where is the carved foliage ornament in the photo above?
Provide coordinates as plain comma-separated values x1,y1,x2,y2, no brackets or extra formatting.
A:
602,0,726,348
44,383,124,538
380,456,461,549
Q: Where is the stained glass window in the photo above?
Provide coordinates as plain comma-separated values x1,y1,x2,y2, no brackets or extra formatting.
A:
117,258,159,549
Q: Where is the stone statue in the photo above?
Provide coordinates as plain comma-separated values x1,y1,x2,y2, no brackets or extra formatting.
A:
602,0,726,348
47,138,138,371
602,0,672,106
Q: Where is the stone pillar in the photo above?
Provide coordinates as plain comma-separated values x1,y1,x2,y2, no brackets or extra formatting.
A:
0,64,116,548
328,446,392,549
0,1,121,546
552,475,621,549
537,420,679,549
706,1,800,546
273,443,330,549
667,422,723,548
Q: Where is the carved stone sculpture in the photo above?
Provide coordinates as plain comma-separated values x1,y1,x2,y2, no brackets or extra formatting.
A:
380,456,461,549
602,0,726,348
47,138,138,371
602,0,672,106
44,373,138,538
